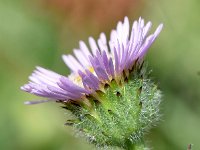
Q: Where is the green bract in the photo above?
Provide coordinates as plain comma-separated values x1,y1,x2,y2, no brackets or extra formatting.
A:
63,65,162,150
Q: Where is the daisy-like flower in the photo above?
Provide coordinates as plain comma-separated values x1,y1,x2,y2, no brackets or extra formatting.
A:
21,17,162,104
21,17,163,149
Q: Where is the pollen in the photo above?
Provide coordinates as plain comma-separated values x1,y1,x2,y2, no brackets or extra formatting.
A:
88,66,94,73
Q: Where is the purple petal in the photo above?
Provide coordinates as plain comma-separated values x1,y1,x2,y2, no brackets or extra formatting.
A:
79,41,91,59
79,70,99,90
119,43,129,72
24,99,55,105
154,24,163,37
47,85,73,97
89,37,99,55
108,58,115,78
137,35,155,59
102,51,112,76
142,21,152,38
95,66,109,80
89,55,109,80
59,76,90,94
36,66,61,79
62,55,83,72
82,76,99,90
113,47,119,74
95,50,104,67
41,89,68,100
85,70,100,86
73,49,90,67
98,33,109,54
102,51,109,68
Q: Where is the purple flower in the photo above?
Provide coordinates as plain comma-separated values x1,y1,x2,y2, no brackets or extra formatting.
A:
21,17,163,104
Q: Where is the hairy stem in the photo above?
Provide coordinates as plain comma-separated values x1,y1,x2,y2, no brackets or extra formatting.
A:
124,139,146,150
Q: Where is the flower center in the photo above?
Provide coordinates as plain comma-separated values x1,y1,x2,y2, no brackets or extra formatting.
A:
68,66,95,87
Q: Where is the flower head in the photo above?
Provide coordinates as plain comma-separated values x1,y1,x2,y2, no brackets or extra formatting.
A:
21,17,163,149
21,17,163,104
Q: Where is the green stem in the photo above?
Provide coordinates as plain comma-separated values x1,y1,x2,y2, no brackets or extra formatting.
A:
124,139,146,150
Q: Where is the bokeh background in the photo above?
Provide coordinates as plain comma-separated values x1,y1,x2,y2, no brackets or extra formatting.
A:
0,0,200,149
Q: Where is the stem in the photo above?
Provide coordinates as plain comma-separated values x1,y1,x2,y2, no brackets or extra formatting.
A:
124,139,146,150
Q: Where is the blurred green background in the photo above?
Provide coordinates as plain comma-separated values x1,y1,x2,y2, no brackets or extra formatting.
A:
0,0,200,149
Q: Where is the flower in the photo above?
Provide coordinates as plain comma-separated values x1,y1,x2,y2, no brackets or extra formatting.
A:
21,17,163,149
21,17,163,104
